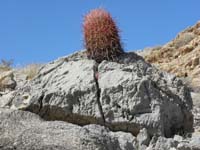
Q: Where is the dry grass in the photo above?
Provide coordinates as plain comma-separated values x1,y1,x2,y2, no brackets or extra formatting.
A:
0,60,41,92
21,64,41,80
173,32,195,48
0,59,13,72
0,66,11,72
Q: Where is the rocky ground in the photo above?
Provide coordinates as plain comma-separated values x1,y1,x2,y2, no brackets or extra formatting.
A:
0,21,200,150
137,21,200,146
136,21,200,149
0,49,199,150
137,21,200,91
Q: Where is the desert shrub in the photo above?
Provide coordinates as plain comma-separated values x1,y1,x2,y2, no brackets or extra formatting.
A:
21,64,41,80
174,32,195,48
0,59,13,71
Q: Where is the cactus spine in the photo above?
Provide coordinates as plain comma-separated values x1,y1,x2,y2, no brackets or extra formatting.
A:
83,8,123,63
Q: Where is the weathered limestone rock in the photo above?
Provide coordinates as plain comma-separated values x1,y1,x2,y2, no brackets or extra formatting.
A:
136,128,150,150
3,50,193,138
0,108,137,150
0,91,15,108
148,136,177,150
1,106,199,150
145,132,200,150
0,71,16,91
98,59,193,137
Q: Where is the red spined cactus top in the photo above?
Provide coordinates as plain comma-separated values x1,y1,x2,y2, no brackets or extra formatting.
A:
83,8,123,63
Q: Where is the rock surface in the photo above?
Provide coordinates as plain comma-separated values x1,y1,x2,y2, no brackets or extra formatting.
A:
0,71,16,91
0,108,199,150
136,21,200,145
0,47,198,149
1,50,193,138
0,108,137,150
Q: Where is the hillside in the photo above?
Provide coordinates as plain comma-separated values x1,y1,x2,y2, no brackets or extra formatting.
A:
137,21,200,91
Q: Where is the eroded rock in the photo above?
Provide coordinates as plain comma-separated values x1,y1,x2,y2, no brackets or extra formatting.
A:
3,50,193,138
0,108,137,150
0,71,16,91
137,21,200,90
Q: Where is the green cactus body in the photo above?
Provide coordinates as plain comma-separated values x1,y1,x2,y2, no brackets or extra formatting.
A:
83,8,124,63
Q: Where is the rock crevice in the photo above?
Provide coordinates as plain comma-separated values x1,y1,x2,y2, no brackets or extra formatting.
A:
93,63,106,124
1,50,193,138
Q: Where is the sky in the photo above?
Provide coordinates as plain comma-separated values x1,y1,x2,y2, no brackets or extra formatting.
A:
0,0,200,66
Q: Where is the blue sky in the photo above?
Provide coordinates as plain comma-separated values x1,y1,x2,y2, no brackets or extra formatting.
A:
0,0,199,65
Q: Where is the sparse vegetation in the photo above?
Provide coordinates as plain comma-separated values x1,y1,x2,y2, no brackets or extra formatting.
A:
0,59,41,80
20,64,41,80
0,59,13,71
173,32,195,48
0,59,41,91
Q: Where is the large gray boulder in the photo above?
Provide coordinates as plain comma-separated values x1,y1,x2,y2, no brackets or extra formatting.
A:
0,108,136,150
1,108,199,150
1,51,193,137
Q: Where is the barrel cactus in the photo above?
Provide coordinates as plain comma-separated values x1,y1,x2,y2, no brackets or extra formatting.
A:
83,8,124,63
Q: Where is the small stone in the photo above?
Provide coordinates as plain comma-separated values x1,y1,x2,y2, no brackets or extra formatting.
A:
177,143,191,150
174,135,183,142
193,57,199,67
137,128,150,146
0,71,16,91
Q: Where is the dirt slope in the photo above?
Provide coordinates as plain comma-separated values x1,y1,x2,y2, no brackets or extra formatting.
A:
138,21,200,90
